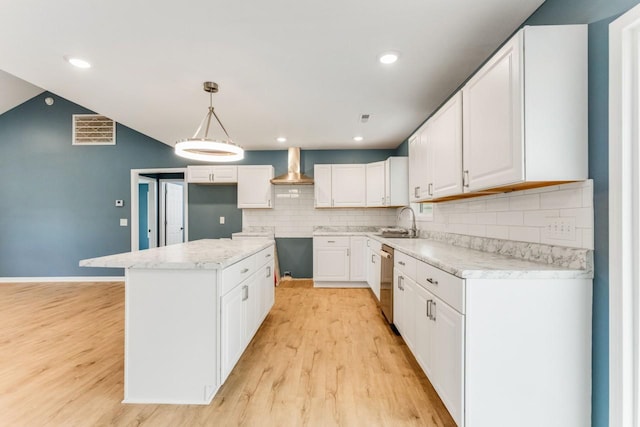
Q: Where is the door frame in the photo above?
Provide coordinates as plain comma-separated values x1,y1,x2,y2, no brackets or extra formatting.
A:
130,168,188,251
138,176,157,249
609,4,640,426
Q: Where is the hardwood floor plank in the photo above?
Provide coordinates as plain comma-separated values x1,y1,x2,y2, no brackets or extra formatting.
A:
0,281,455,426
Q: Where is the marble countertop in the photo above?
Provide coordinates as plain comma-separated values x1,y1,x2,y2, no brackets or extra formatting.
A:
370,236,592,280
80,239,274,270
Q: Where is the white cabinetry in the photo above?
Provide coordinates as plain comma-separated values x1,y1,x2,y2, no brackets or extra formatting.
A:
390,247,591,427
366,238,382,301
367,157,409,207
409,132,430,202
462,25,587,193
428,92,463,199
313,235,367,287
314,164,366,207
237,165,274,208
187,165,237,184
219,245,275,382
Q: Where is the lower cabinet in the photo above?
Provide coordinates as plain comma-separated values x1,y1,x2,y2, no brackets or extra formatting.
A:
220,249,275,383
392,248,592,427
313,235,367,286
366,238,382,301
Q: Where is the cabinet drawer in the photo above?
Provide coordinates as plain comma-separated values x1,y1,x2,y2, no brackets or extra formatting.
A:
221,256,255,295
366,238,382,253
255,245,274,267
394,250,416,281
416,261,465,314
313,236,350,248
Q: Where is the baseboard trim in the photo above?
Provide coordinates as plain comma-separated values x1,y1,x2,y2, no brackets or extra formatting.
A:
313,281,369,288
0,276,125,283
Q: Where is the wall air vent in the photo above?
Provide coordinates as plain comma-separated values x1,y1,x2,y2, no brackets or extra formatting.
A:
72,114,116,145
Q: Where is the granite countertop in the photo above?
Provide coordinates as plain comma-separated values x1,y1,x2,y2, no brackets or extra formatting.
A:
313,226,381,236
79,239,274,270
369,235,593,280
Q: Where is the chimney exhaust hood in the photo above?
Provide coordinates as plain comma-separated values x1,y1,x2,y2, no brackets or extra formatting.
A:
270,147,314,185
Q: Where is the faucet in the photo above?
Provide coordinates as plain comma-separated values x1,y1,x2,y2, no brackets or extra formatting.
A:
397,206,417,238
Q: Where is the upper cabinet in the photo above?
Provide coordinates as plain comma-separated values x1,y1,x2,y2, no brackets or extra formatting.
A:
462,25,587,193
237,165,274,208
409,25,587,202
314,164,366,208
367,157,409,207
187,165,238,184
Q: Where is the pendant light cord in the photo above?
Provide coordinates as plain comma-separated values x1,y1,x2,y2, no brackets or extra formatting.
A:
190,90,233,143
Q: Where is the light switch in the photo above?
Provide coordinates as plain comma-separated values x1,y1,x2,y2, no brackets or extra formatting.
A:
219,216,225,224
120,218,128,227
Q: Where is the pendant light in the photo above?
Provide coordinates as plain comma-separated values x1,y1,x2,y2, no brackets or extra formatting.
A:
174,82,244,162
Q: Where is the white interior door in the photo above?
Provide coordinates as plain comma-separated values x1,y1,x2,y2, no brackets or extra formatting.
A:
164,181,184,246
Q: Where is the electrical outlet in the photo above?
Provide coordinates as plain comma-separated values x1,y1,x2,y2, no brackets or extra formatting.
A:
543,217,576,240
115,200,124,207
219,216,225,224
120,218,128,227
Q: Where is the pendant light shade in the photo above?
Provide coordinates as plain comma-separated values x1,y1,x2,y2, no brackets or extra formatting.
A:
175,82,244,162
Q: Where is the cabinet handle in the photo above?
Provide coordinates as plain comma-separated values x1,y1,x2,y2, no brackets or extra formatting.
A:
463,170,470,188
414,187,420,198
347,248,350,256
398,261,405,266
242,285,248,301
371,254,375,263
398,275,404,291
266,266,271,278
327,240,335,243
266,253,271,258
332,198,335,207
381,196,385,205
212,173,215,182
428,183,433,196
426,277,438,285
268,199,271,207
431,300,437,321
240,268,249,274
426,299,432,319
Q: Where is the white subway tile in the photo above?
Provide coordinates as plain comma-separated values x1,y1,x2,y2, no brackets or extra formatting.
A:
476,212,497,225
582,228,594,250
523,210,559,227
496,211,524,226
540,188,582,209
560,208,593,228
467,224,487,237
486,225,509,239
486,197,510,212
467,200,486,212
509,194,540,211
582,183,593,208
508,226,540,243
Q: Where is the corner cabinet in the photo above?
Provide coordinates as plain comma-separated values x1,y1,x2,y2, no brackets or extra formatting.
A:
392,248,591,427
314,164,366,208
313,235,367,287
237,165,274,208
187,165,238,184
366,157,409,207
462,25,587,193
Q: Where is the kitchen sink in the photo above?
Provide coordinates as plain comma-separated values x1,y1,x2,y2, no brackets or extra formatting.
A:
376,228,416,238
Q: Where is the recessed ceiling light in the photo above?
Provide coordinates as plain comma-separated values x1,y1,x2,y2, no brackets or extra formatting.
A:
379,52,399,65
277,137,287,143
65,56,91,69
353,136,364,142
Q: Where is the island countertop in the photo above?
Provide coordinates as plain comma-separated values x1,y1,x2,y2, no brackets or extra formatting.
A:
80,239,274,270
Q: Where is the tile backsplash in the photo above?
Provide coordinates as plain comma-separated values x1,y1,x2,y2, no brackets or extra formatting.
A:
242,185,397,238
404,180,594,250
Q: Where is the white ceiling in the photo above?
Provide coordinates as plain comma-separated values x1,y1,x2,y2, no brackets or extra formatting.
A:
0,70,43,116
0,0,544,151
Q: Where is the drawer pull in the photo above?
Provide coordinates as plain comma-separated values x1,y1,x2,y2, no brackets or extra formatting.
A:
327,240,336,243
265,253,271,258
242,285,249,301
426,277,438,285
241,268,249,274
398,261,405,266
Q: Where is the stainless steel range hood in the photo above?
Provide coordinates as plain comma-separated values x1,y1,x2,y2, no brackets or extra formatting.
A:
270,147,314,185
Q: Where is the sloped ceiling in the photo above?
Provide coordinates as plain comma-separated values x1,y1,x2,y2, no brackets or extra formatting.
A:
0,70,43,116
0,1,544,150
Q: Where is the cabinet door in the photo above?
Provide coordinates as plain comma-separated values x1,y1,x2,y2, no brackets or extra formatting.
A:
314,165,332,208
433,298,465,426
349,236,366,281
463,32,523,192
210,166,238,183
237,166,274,208
243,274,260,342
430,93,463,198
413,284,436,379
220,284,245,381
331,164,366,207
187,166,215,183
393,271,417,347
366,161,386,207
314,246,349,281
187,165,237,183
393,272,405,333
408,134,423,202
371,252,381,301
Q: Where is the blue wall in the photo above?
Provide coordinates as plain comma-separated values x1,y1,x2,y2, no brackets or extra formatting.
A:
0,92,397,277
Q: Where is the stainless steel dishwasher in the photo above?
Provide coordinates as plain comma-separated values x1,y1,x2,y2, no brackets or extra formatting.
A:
379,244,394,325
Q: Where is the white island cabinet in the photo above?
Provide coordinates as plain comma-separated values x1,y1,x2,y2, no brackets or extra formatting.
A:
80,239,275,405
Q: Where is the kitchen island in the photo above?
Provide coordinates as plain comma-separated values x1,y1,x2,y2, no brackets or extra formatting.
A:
80,239,275,405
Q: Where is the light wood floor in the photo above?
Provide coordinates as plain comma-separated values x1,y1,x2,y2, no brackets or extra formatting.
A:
0,280,455,427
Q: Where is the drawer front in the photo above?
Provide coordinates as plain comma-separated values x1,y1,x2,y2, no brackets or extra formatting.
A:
394,250,416,281
366,238,382,253
313,236,350,248
221,256,255,295
416,261,465,314
255,245,274,267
